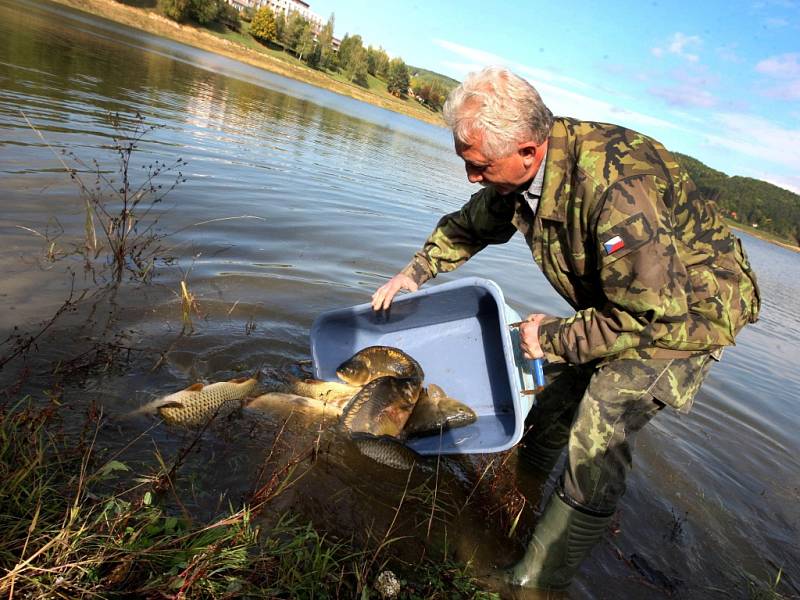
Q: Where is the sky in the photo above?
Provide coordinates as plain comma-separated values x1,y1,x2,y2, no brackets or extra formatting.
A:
309,0,800,194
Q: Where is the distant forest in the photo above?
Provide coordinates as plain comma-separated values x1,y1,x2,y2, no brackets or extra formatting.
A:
676,153,800,246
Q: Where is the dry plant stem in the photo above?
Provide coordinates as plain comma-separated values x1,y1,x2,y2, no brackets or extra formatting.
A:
360,465,416,587
461,457,497,512
427,424,444,539
2,406,103,597
248,411,317,510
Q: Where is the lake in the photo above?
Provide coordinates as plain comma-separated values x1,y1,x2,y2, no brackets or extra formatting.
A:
1,1,799,597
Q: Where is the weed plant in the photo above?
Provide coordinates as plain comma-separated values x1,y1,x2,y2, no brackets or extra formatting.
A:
0,399,499,598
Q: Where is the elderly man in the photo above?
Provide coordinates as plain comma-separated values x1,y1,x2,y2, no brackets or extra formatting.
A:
371,66,760,591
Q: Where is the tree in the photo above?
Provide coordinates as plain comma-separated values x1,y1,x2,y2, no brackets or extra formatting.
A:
305,42,322,69
250,6,277,44
366,46,389,79
337,34,363,72
411,77,446,110
317,13,335,70
344,45,369,87
158,0,223,25
386,58,410,97
217,1,241,31
158,0,191,22
273,10,286,43
284,12,309,52
296,25,315,61
189,0,220,25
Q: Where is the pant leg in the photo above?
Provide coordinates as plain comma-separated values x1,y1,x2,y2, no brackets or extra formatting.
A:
522,363,595,451
562,355,713,514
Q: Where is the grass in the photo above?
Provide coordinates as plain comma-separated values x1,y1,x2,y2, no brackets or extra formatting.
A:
0,397,498,598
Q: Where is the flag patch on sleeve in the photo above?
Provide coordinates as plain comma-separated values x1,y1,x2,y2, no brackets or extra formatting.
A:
603,235,625,255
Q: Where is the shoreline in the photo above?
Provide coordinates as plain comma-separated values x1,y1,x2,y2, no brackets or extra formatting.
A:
45,0,445,127
726,221,800,253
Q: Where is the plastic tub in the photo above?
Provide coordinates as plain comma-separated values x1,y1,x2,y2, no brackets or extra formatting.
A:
309,277,538,455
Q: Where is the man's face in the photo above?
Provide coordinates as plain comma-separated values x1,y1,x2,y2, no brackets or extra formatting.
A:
455,131,543,195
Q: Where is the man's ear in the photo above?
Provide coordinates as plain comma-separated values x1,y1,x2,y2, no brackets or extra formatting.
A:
517,141,539,167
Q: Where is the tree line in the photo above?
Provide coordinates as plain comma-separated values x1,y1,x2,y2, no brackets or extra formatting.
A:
676,152,800,246
157,0,241,30
155,0,456,109
248,7,414,99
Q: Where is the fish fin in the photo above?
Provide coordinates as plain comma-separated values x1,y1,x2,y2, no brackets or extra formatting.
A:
185,383,205,392
427,383,447,399
157,401,185,410
230,374,260,384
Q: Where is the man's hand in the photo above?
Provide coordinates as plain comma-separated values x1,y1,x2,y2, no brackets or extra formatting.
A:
371,273,419,311
519,313,547,359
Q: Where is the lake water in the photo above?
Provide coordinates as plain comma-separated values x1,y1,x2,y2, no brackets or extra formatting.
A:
1,1,799,597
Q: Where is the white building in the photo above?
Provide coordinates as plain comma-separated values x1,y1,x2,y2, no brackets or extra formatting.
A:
227,0,323,33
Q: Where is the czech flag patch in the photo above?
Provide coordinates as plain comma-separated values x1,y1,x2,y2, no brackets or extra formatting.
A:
603,235,625,255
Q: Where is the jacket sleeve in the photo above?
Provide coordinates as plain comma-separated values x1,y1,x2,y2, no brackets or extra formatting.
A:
538,175,691,364
401,189,517,286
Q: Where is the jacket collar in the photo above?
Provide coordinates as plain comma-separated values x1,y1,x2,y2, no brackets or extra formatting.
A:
537,118,574,223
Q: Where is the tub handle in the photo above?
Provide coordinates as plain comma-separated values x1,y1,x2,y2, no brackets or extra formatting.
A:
509,321,546,395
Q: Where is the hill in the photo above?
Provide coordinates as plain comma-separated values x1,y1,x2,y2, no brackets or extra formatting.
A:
675,152,800,247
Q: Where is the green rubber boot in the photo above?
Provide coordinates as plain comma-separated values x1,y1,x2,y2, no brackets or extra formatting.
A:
505,490,613,590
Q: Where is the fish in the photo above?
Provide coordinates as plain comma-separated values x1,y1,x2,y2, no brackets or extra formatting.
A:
131,376,260,427
247,391,340,413
350,433,421,471
266,371,362,405
403,383,477,438
336,345,424,385
340,375,422,437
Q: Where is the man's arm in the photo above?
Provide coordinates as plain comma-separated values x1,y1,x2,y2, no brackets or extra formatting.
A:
372,189,516,310
537,175,691,364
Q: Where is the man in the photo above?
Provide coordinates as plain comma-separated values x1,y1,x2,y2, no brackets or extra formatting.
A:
371,66,760,591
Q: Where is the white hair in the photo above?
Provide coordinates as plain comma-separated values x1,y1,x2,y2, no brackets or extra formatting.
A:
443,66,554,159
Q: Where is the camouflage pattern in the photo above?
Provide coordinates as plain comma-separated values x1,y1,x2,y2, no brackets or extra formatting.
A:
402,117,761,365
522,354,713,514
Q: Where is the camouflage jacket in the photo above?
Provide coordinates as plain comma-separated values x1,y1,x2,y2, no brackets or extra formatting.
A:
401,117,761,364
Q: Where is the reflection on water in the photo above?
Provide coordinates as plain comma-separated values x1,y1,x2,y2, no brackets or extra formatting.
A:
1,0,799,597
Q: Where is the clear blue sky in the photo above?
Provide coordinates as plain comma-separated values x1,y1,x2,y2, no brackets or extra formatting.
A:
310,0,800,194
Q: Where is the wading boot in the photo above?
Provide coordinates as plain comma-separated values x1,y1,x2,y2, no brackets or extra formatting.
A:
504,490,613,591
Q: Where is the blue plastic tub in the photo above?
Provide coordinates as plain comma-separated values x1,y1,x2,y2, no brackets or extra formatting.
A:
309,277,538,455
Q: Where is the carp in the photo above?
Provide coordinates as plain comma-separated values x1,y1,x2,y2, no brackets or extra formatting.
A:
131,376,260,427
336,345,424,385
266,372,362,405
404,383,477,438
350,433,421,471
340,375,422,437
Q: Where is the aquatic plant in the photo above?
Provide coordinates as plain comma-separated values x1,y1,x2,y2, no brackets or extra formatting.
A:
23,110,186,284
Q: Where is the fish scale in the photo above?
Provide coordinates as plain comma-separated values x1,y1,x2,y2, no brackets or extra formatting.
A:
158,378,259,427
340,375,421,436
